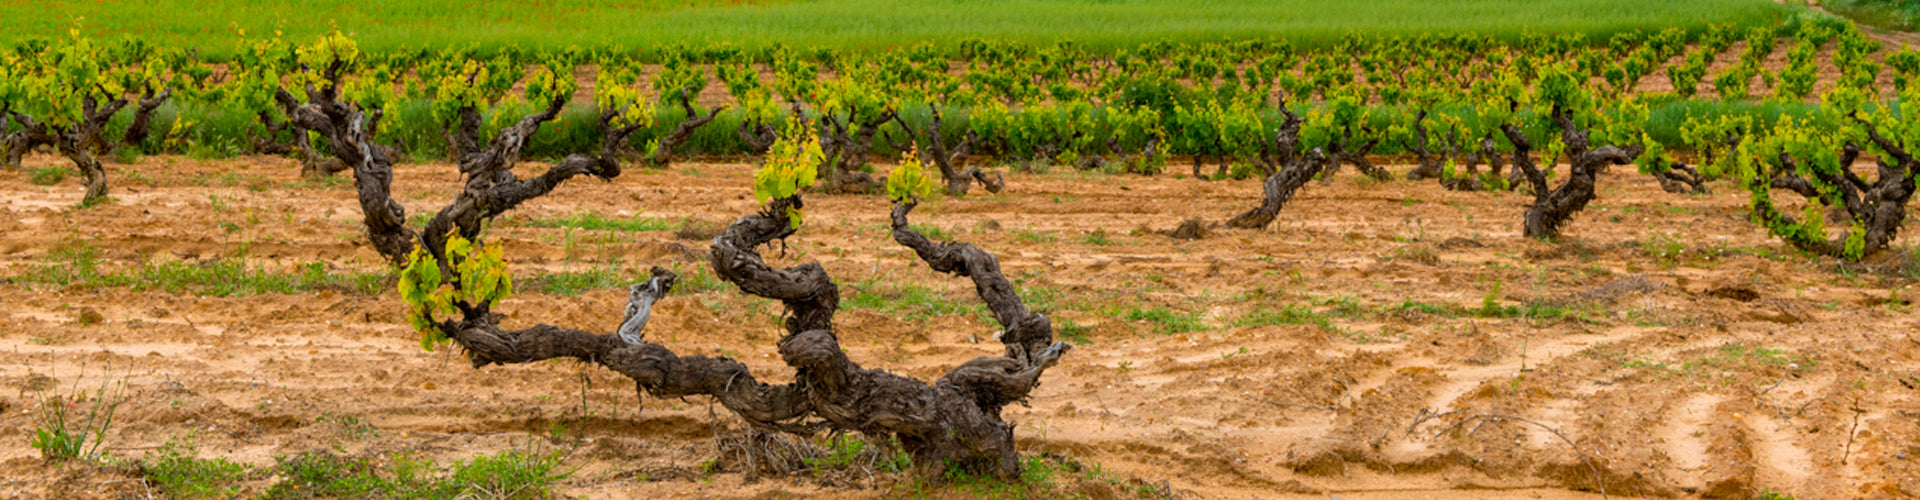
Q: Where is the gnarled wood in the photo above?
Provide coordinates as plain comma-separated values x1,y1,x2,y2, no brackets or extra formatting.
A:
432,268,819,432
1507,108,1642,240
739,121,778,155
1402,110,1453,181
278,82,417,265
249,110,300,156
1320,125,1389,184
105,85,171,160
7,93,126,204
1653,161,1710,195
288,53,1073,485
644,91,727,169
709,196,840,336
687,195,1069,480
894,107,1003,196
1441,135,1503,192
1750,118,1917,258
890,201,1058,365
278,61,639,267
2,110,48,169
1226,150,1329,230
812,109,890,194
1228,105,1327,230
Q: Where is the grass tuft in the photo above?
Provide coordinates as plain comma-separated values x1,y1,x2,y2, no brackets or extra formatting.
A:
1125,306,1206,335
13,242,391,297
29,167,67,186
1236,304,1339,333
844,278,985,322
523,211,681,232
28,378,123,462
143,433,252,499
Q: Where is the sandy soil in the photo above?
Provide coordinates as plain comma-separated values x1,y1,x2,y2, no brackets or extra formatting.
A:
0,153,1915,499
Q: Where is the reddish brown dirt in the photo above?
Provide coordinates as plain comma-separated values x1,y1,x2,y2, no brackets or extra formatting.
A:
0,154,1916,499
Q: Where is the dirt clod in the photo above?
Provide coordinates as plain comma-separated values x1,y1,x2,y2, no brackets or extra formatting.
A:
1166,218,1210,240
1707,284,1762,302
73,308,102,325
675,217,725,241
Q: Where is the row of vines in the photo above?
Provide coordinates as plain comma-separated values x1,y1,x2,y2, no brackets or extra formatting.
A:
1,15,1913,258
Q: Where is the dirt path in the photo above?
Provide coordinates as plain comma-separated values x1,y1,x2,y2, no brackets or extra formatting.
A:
0,154,1915,498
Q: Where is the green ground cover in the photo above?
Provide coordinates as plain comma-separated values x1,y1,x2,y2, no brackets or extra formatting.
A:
1,0,1793,57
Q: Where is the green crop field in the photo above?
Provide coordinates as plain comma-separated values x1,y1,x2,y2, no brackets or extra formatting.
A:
1,0,1794,57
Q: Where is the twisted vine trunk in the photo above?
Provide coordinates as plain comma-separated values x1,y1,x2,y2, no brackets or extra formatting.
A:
11,94,126,204
1227,106,1327,230
277,60,641,266
56,135,109,203
1652,161,1709,194
1850,121,1917,255
2,111,45,169
1320,128,1389,183
1403,110,1452,181
1441,135,1502,192
0,112,11,168
297,133,350,179
844,110,894,173
276,64,418,265
439,196,1068,481
295,55,1068,483
1227,150,1329,230
883,200,1069,475
269,110,347,180
104,86,172,160
738,114,778,155
1752,120,1917,257
1329,138,1388,182
445,103,483,164
644,91,726,168
813,109,892,194
1507,108,1641,240
891,106,1003,196
250,111,300,156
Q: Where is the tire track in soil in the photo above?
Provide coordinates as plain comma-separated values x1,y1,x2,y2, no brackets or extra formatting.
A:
1745,412,1814,496
1376,327,1647,463
1658,392,1722,492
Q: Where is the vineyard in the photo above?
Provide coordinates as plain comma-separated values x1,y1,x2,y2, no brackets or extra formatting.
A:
1,4,1919,500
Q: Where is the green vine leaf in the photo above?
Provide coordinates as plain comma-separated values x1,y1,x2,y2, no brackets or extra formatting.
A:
887,145,937,203
753,116,824,226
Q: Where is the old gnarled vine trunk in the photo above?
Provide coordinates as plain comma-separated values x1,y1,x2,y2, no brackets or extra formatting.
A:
436,198,1071,480
7,92,132,203
1227,105,1329,230
1507,108,1641,240
1402,110,1453,182
888,107,1004,196
290,56,1071,482
644,90,726,169
1751,118,1917,258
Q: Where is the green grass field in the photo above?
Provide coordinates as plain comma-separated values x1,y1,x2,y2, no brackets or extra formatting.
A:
2,0,1794,57
1822,0,1920,31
